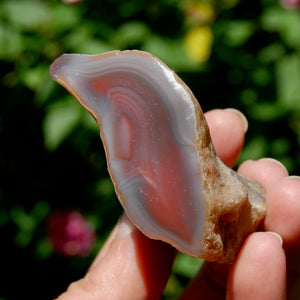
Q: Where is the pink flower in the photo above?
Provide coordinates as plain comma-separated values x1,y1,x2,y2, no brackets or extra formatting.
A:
62,0,83,4
280,0,300,8
47,210,96,257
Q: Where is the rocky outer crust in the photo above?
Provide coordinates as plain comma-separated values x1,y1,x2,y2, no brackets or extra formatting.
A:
194,99,266,264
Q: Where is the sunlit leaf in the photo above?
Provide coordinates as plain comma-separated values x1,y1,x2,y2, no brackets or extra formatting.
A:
173,253,204,278
164,275,183,299
223,21,255,47
49,3,81,33
249,102,287,122
43,96,82,151
19,65,49,91
64,25,112,54
143,35,202,71
258,43,285,63
11,206,36,247
1,1,49,30
276,54,300,109
112,21,150,49
96,178,115,197
0,24,23,60
238,136,268,164
261,7,300,49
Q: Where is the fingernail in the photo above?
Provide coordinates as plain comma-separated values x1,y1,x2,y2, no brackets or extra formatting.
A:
266,231,283,246
283,175,300,182
225,108,248,133
116,213,136,237
258,158,288,174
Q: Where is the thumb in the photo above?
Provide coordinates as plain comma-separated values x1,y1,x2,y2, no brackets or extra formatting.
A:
56,214,176,300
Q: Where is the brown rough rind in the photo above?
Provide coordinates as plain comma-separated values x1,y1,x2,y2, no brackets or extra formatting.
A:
193,96,266,263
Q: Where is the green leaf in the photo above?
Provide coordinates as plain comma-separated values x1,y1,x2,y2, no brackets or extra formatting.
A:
270,138,291,157
173,253,204,278
248,102,287,122
261,7,300,49
1,1,49,31
35,238,52,260
49,3,81,34
143,35,203,72
64,25,112,54
223,21,255,47
111,21,150,49
117,1,144,18
238,136,269,164
251,67,271,86
163,274,183,299
258,43,285,63
43,96,82,151
81,110,99,132
0,24,23,61
19,65,49,91
94,178,115,197
276,54,300,109
32,201,50,222
11,206,36,247
240,89,258,105
279,11,300,49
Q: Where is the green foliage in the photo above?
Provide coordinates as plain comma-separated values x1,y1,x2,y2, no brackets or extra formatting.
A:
43,95,83,150
11,201,50,248
276,54,300,108
0,0,299,299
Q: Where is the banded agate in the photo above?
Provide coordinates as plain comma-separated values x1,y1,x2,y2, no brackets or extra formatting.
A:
50,50,266,263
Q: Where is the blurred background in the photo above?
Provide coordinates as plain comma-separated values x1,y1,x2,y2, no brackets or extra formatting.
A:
0,0,299,299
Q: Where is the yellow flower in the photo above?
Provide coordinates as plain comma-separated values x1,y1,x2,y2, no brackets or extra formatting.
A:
184,26,213,63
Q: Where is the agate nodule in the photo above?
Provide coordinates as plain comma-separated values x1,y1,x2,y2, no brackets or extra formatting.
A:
50,50,266,263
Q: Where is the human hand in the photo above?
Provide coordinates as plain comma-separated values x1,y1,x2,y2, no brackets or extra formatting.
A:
55,109,300,300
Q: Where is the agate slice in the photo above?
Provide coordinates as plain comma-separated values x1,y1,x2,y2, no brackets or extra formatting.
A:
50,50,266,263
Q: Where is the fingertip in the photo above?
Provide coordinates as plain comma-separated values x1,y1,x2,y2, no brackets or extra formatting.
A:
227,232,286,300
237,158,289,189
89,213,136,271
264,176,300,247
283,175,300,183
57,213,175,300
233,232,284,268
204,109,246,167
258,158,288,174
225,108,248,133
265,231,283,246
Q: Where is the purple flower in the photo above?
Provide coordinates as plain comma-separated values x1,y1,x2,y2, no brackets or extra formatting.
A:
47,211,96,257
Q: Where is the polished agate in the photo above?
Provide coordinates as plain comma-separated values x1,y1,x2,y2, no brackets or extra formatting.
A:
50,50,266,263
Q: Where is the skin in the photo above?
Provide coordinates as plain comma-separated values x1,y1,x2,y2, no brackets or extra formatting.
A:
55,109,300,300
